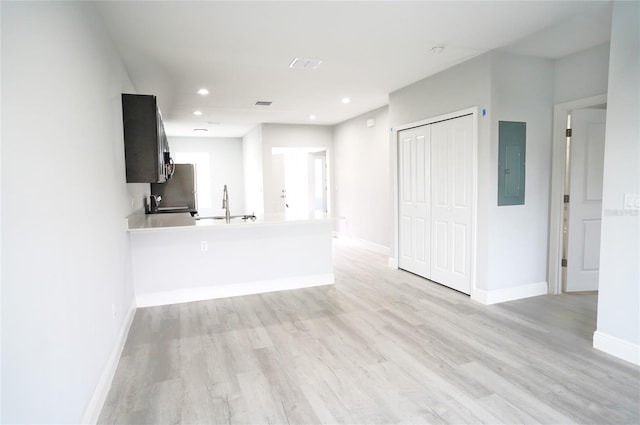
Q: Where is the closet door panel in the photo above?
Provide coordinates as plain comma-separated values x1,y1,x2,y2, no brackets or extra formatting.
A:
430,115,473,294
398,127,431,277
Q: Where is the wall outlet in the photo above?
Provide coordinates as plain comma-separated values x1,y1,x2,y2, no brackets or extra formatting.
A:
200,241,208,252
111,303,116,320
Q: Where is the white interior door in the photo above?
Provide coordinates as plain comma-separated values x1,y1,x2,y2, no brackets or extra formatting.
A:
566,109,606,292
398,126,431,277
430,115,473,294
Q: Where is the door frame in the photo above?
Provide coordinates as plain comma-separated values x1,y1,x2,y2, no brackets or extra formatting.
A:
547,94,607,294
391,107,479,296
307,150,328,213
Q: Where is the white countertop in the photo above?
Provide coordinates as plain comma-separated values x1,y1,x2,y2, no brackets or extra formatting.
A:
127,213,195,230
127,211,334,232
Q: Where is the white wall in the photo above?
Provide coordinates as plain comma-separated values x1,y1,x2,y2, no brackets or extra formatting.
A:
261,124,334,214
168,136,244,216
487,52,554,290
1,2,137,423
333,106,390,249
554,43,610,104
594,1,640,364
242,125,264,214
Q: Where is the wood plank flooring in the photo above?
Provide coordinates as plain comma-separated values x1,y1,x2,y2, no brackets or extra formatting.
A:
98,238,640,424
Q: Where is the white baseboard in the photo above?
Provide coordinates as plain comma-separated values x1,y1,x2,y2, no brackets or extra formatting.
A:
472,281,548,305
334,233,390,256
136,273,335,308
388,257,398,268
593,330,640,366
81,299,136,424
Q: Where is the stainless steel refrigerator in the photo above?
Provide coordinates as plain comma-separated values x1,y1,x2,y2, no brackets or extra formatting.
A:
151,163,197,214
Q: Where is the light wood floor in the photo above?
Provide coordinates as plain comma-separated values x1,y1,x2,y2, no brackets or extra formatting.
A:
99,238,640,424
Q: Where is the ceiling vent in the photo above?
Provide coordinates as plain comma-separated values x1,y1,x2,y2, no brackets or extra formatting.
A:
255,101,272,106
288,58,323,70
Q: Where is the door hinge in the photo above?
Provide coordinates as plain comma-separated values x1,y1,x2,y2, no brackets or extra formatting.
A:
561,258,568,267
564,194,570,203
565,128,572,137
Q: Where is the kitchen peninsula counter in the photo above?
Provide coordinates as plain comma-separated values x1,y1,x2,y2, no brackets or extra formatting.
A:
127,212,335,307
127,211,333,231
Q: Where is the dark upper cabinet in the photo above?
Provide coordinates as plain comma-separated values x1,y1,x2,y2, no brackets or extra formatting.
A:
122,93,171,183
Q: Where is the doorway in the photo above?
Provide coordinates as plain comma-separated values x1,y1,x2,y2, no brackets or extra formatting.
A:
270,147,329,216
548,94,607,294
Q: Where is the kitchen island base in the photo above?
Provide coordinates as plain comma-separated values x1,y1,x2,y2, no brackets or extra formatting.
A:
129,215,334,307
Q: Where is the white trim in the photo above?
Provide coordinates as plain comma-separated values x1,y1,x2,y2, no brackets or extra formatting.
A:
136,273,335,308
391,107,479,295
471,281,548,305
394,107,478,133
334,233,390,256
81,300,136,425
548,94,607,294
593,331,640,366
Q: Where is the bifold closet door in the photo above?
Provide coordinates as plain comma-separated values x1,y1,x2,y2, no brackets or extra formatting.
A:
430,115,473,294
398,126,431,277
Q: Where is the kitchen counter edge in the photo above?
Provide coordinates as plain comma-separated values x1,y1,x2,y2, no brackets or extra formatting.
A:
127,212,336,232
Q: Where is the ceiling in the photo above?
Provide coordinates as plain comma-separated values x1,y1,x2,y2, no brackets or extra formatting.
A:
96,1,612,138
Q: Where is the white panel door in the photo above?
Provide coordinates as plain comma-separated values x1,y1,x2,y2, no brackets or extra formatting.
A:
398,126,431,277
430,115,473,294
566,109,606,292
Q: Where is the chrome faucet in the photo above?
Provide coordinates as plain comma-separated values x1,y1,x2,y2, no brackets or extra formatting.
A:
222,184,230,223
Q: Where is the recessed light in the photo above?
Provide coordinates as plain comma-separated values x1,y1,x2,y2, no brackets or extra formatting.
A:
197,88,209,95
341,97,350,104
194,128,208,132
193,110,203,116
309,115,317,120
431,46,444,54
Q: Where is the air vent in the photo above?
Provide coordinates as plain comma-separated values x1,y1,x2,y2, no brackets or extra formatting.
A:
289,58,323,70
255,101,272,106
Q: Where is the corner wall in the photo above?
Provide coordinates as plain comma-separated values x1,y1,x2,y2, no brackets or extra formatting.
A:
333,106,390,250
594,1,640,365
1,3,137,422
487,52,554,292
